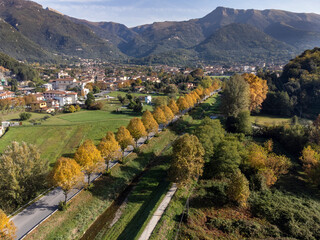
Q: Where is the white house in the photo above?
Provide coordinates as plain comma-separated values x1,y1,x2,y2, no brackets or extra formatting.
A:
0,91,14,99
42,83,53,91
145,95,152,104
49,77,77,91
43,90,78,107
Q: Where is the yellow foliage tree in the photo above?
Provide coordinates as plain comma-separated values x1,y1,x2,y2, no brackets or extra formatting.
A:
191,91,200,102
242,73,268,112
188,93,197,106
74,139,104,184
68,105,76,113
127,117,147,147
153,107,167,125
168,99,179,115
177,97,189,112
116,126,134,156
185,94,194,108
300,146,320,185
247,142,291,186
195,87,204,98
227,170,250,208
98,132,121,170
141,110,159,139
50,157,84,204
169,134,205,185
161,105,175,123
0,209,16,240
204,88,210,97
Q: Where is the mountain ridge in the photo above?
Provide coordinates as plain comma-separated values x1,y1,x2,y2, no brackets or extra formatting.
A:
0,1,320,65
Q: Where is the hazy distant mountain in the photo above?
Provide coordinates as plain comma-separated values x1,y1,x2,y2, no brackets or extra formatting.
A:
0,0,320,65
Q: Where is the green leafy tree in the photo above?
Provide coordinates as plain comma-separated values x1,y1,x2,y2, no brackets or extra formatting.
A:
0,142,48,212
85,92,95,108
194,118,225,161
221,74,250,117
19,112,31,121
212,138,246,176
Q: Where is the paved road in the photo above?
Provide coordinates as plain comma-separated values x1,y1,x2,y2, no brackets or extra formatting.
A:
138,184,177,240
11,126,162,240
11,91,217,240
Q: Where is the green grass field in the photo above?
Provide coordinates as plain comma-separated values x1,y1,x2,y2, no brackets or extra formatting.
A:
0,96,148,165
250,115,291,126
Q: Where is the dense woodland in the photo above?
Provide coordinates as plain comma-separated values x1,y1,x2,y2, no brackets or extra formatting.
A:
0,52,39,81
260,48,320,118
164,73,320,239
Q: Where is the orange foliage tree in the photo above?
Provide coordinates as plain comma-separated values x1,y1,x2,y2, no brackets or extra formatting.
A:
177,97,189,112
168,99,179,115
242,73,268,112
185,94,194,108
50,157,84,204
116,126,134,156
127,118,147,147
98,132,121,170
153,107,167,125
161,105,175,123
0,209,16,240
141,110,159,139
74,139,104,184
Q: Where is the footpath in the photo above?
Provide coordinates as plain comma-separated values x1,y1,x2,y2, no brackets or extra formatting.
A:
138,183,177,240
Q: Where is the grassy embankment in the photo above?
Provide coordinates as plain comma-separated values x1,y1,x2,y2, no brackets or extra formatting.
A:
95,141,173,240
24,128,177,240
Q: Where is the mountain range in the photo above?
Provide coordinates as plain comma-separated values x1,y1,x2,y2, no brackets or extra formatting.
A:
0,0,320,65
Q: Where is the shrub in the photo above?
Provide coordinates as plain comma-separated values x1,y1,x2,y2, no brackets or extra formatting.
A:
227,170,250,208
58,201,69,211
249,190,320,239
133,147,141,154
19,112,31,121
89,102,103,110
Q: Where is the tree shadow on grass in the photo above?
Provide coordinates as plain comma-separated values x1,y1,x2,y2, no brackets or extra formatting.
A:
117,180,170,240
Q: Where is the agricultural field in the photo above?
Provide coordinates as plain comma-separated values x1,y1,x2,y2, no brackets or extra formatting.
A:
0,91,158,165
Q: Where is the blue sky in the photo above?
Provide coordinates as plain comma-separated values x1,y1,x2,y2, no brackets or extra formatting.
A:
34,0,320,27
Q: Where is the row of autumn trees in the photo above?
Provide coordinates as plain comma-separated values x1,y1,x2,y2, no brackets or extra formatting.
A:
0,82,220,239
49,83,220,206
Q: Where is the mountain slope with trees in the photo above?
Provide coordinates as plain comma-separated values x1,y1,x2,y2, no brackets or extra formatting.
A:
0,1,320,64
